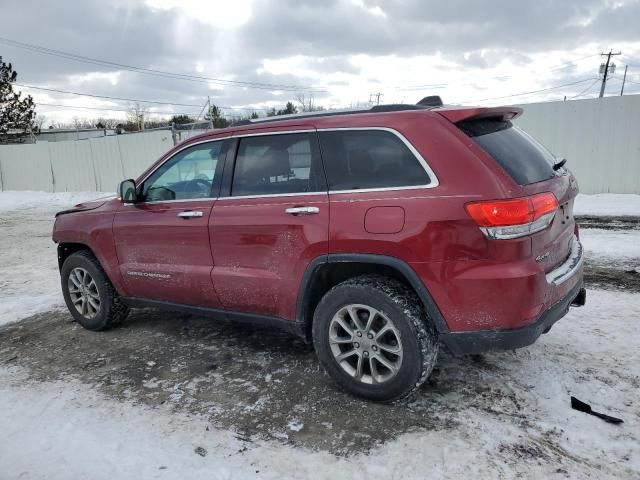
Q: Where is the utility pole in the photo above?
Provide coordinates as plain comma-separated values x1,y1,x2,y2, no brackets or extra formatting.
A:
369,92,384,105
620,65,628,96
598,50,621,98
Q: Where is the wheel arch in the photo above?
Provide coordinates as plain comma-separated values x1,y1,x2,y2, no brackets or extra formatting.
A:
296,253,450,341
57,242,95,270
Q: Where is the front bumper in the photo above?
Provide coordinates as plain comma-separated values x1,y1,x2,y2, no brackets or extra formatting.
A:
440,280,586,355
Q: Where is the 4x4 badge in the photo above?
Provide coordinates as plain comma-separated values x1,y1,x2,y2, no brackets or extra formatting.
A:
536,252,550,262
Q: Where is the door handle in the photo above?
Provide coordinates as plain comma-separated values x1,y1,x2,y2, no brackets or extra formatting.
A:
285,206,320,215
177,210,204,218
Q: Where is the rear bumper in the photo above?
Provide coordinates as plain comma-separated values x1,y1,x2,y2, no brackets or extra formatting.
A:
440,280,586,355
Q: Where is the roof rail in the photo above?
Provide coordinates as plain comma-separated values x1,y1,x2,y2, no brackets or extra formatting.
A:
231,100,442,127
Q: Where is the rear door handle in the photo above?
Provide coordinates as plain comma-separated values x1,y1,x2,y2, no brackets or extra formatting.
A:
285,206,320,215
177,210,204,218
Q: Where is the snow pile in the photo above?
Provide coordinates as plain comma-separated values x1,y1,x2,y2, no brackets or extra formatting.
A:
0,190,112,213
574,193,640,217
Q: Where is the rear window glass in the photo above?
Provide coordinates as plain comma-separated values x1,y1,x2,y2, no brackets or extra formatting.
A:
318,130,430,191
458,119,556,185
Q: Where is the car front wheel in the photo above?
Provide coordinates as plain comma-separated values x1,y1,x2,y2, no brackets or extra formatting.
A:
61,250,129,331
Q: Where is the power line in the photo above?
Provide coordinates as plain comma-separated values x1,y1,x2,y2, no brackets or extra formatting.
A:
36,102,201,116
392,54,600,92
16,82,267,111
567,78,600,99
15,83,204,108
610,75,640,85
459,77,598,104
0,36,325,93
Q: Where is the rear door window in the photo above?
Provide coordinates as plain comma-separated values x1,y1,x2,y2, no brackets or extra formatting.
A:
318,130,431,191
231,132,324,196
457,119,556,185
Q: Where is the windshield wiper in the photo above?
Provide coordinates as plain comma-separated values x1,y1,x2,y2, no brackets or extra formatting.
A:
553,158,567,171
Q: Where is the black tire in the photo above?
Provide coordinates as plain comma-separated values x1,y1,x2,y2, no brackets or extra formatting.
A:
61,250,129,331
312,275,439,402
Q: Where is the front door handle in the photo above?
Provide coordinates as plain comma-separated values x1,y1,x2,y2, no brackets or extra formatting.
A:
285,206,320,215
177,210,204,218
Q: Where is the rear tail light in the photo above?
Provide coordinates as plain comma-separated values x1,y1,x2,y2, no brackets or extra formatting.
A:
465,192,558,239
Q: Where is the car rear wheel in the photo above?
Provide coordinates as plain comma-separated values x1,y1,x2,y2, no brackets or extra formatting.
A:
61,251,129,331
312,275,439,402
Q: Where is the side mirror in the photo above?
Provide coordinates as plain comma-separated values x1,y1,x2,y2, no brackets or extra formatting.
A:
118,179,138,203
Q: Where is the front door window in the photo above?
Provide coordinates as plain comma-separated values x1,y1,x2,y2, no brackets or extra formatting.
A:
143,141,224,202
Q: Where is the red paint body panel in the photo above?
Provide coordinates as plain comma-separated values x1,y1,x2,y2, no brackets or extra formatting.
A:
52,105,583,340
112,200,220,307
53,198,126,294
210,194,328,319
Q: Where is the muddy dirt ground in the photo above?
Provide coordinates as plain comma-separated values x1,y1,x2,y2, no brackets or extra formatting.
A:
0,216,638,476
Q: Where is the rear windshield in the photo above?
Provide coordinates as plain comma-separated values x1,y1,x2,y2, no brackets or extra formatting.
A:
458,118,556,185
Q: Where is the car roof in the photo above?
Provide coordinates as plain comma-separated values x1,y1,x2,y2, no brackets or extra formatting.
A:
182,103,523,144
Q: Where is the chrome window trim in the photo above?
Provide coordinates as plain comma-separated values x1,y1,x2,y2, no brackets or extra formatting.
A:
123,198,218,207
131,127,439,205
230,129,316,138
217,191,325,201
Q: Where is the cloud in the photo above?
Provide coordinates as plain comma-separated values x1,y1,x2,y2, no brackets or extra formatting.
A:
1,0,639,124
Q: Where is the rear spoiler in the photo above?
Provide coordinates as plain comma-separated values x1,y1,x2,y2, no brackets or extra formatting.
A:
435,106,523,124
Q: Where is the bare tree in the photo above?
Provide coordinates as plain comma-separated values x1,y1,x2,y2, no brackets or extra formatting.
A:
94,117,119,129
126,103,149,131
34,114,47,132
295,93,323,112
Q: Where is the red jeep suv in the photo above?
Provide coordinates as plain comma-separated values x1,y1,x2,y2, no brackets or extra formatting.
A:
53,101,586,401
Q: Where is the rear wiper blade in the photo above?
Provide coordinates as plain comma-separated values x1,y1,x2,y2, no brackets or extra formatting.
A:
553,158,567,171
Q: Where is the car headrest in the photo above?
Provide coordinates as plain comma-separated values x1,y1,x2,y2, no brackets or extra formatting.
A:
262,147,291,178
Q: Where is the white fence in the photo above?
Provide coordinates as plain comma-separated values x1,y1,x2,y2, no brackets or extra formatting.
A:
1,96,639,193
0,130,174,193
515,95,640,194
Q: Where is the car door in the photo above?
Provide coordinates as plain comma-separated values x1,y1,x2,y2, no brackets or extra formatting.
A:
210,128,329,320
113,138,229,307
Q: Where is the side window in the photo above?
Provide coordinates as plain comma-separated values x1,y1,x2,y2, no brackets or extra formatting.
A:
318,130,431,191
231,133,323,196
143,141,225,201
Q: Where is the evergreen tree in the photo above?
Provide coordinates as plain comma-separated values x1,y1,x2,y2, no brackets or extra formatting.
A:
170,114,195,125
0,56,36,143
204,104,230,128
276,101,297,116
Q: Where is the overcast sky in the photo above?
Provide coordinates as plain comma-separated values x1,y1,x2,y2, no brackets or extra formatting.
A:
2,0,640,125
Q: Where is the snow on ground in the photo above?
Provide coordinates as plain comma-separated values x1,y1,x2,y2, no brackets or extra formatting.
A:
0,192,109,326
581,229,640,268
1,288,639,479
574,193,640,217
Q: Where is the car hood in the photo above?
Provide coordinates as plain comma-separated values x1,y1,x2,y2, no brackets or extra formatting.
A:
55,195,117,216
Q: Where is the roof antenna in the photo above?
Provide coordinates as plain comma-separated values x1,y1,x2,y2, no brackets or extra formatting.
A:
417,96,443,107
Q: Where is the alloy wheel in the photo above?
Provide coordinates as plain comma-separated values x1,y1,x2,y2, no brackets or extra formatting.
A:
328,304,403,385
67,267,101,319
